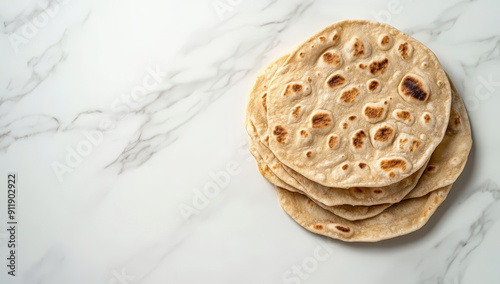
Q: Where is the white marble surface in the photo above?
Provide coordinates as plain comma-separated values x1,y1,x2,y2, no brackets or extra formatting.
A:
0,0,499,283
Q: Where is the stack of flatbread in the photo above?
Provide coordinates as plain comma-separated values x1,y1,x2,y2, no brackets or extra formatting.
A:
245,20,472,242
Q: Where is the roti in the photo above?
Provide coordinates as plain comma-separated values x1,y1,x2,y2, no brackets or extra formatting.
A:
266,20,452,188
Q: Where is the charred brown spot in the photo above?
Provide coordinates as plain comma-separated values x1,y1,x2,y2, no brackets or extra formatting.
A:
264,136,269,145
272,164,280,170
374,126,394,142
359,63,366,69
454,115,461,126
306,151,312,158
292,106,301,118
307,77,312,82
319,36,326,42
342,123,348,129
311,113,332,128
353,38,365,57
381,35,390,46
364,106,385,119
299,52,305,58
426,165,437,172
401,76,428,101
397,111,411,121
434,196,439,204
409,140,421,152
368,80,379,91
339,87,360,103
354,188,363,193
380,159,407,172
273,125,288,144
389,172,396,178
332,34,339,41
327,74,345,88
342,164,349,170
424,114,431,123
284,84,303,97
262,93,267,112
314,224,324,230
323,52,341,66
348,115,357,121
398,42,410,59
352,130,367,149
292,84,302,92
369,58,389,75
335,225,351,233
384,101,388,105
359,163,366,169
328,135,338,149
300,130,308,137
374,189,383,194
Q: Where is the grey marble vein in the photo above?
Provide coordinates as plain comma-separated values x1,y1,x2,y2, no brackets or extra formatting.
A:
418,180,500,283
0,114,60,151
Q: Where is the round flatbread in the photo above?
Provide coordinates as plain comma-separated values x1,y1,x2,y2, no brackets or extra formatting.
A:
266,20,452,188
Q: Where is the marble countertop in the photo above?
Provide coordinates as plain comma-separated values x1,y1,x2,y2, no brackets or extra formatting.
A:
1,0,500,283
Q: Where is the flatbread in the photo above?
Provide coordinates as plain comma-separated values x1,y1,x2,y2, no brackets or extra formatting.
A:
266,20,452,188
276,185,452,242
243,20,471,242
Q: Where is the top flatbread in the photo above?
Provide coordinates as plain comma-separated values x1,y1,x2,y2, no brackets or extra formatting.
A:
266,20,452,188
